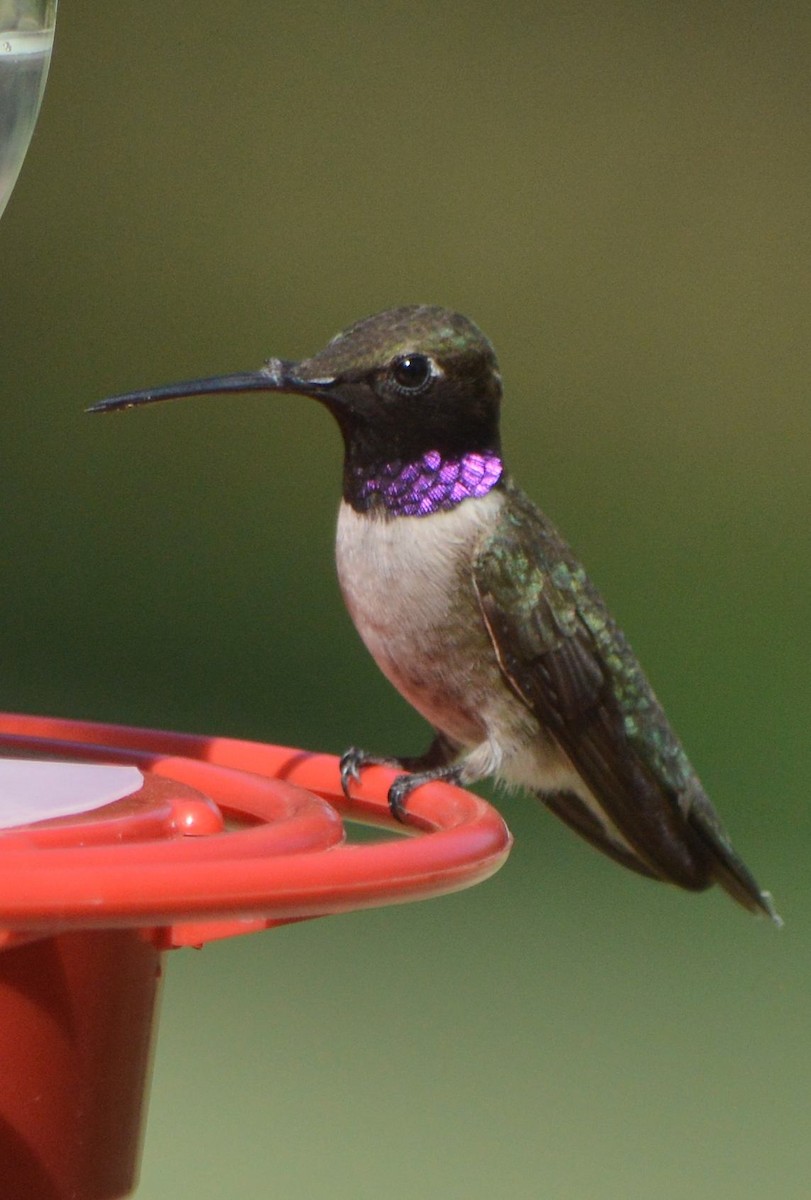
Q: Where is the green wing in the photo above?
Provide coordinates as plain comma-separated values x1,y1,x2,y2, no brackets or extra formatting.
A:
474,481,774,917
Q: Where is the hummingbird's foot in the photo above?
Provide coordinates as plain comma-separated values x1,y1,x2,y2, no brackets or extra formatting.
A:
387,764,465,824
339,747,400,799
339,732,460,801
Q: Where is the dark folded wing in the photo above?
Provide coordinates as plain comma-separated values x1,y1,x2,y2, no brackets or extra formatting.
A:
473,483,774,915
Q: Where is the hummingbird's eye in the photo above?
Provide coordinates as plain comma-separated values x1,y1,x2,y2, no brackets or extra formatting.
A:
390,353,433,394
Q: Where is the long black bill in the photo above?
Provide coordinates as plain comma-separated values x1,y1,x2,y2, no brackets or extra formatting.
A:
87,359,330,414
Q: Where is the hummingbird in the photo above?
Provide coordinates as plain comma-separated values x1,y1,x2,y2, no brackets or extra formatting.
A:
90,305,779,923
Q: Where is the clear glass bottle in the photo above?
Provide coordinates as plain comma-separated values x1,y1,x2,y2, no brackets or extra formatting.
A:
0,0,58,220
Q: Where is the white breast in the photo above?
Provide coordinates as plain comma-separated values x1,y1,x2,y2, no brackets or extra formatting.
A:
335,493,507,745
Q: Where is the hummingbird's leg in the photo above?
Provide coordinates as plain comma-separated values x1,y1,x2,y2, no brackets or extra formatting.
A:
339,731,458,801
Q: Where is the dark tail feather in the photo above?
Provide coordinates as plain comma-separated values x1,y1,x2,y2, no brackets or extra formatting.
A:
541,785,782,925
688,801,782,926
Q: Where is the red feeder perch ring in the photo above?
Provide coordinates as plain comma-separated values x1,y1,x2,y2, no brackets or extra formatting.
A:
0,711,512,1200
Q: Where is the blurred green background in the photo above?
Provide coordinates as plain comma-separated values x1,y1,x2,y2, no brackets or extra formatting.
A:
2,2,809,1197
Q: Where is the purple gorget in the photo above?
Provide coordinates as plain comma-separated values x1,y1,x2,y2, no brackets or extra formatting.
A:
350,449,503,517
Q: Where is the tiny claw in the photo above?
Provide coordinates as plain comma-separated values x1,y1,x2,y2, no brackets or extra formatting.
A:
339,747,365,799
387,774,417,824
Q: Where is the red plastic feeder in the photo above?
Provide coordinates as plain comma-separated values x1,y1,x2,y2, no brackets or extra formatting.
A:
0,712,511,1199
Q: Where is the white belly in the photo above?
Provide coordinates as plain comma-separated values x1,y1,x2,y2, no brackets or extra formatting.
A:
335,495,504,744
334,492,553,766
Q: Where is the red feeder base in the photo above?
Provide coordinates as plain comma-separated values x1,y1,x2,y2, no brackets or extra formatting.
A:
0,713,513,1199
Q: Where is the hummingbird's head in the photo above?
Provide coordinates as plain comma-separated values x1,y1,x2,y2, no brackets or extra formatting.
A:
90,305,505,516
292,306,502,465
